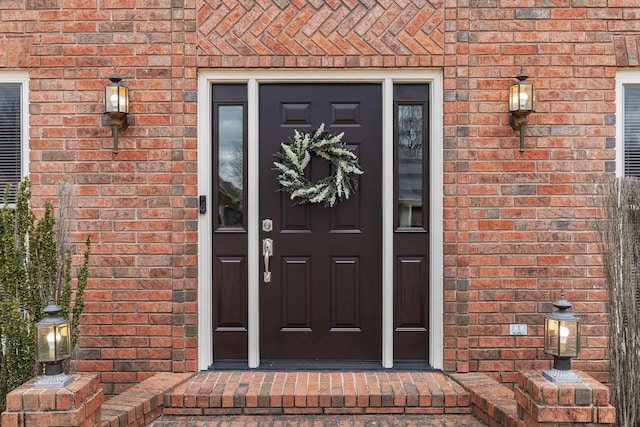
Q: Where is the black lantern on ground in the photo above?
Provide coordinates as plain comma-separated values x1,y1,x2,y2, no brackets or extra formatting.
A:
509,66,534,152
34,301,74,389
542,292,582,383
104,72,130,155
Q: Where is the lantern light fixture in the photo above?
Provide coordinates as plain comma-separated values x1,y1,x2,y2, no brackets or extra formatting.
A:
34,300,74,389
542,291,582,383
509,66,534,153
104,71,129,155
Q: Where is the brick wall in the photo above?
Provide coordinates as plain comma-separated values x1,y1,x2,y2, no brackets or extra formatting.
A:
1,0,200,394
1,0,636,392
446,0,629,385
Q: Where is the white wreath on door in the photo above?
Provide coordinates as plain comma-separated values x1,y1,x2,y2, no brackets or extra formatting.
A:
273,124,364,207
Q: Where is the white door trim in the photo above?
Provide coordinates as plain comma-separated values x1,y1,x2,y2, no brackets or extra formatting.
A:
197,69,444,370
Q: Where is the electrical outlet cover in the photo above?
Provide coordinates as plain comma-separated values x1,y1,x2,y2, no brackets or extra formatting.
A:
509,324,528,335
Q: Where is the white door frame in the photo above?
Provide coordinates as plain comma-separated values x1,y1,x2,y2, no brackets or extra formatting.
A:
197,69,444,370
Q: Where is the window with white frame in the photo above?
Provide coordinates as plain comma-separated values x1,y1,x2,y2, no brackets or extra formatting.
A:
0,73,27,203
617,72,640,177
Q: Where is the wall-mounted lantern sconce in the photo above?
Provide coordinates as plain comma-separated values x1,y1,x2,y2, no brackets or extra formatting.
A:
104,72,129,155
34,300,74,389
509,67,534,152
542,291,582,383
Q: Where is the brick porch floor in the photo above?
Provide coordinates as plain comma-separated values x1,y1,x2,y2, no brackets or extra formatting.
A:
95,371,503,426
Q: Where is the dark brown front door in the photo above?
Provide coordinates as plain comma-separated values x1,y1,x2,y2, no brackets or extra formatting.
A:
259,84,382,360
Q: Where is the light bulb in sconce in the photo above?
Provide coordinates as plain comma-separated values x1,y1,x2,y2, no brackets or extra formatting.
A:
519,92,529,109
46,330,59,359
47,331,55,350
560,325,569,344
559,325,569,353
511,93,519,108
46,331,61,349
110,93,119,109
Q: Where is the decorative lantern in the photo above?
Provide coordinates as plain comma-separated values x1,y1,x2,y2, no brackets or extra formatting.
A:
542,292,582,383
34,301,74,389
104,72,130,155
509,66,534,152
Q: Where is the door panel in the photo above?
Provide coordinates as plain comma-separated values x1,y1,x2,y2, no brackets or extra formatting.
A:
215,257,247,327
259,84,382,360
331,257,360,330
281,257,311,329
395,257,427,327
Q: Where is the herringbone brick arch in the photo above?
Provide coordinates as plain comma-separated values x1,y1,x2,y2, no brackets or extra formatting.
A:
196,0,445,68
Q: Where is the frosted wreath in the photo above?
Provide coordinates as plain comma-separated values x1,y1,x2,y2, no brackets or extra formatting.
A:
273,124,364,207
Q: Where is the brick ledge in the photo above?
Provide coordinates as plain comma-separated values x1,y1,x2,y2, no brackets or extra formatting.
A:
451,372,525,427
95,373,194,427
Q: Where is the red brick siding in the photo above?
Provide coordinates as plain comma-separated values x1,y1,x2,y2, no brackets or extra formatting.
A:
448,1,624,385
1,0,635,392
2,0,200,394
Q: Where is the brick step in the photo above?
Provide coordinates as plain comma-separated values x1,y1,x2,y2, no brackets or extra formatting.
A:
162,371,472,416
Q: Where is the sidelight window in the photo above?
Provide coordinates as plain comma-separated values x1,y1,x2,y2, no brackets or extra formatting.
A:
394,85,429,230
213,85,247,230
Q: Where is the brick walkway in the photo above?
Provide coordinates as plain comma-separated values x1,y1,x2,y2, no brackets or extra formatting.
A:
150,414,487,426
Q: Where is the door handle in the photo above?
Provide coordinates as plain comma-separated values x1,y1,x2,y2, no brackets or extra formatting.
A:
262,238,273,283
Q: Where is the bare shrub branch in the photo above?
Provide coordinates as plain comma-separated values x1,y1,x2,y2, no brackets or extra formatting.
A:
598,177,640,427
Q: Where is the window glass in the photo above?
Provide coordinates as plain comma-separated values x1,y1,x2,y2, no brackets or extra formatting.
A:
217,105,244,228
397,104,424,228
624,85,640,177
0,84,22,202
